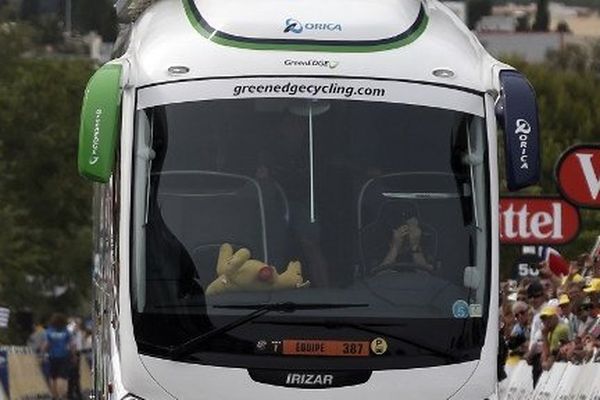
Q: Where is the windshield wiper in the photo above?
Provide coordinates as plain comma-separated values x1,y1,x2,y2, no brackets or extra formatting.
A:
256,319,461,363
169,302,368,359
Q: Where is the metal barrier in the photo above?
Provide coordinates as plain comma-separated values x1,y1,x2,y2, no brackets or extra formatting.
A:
0,346,49,399
501,359,600,400
504,360,533,400
0,346,93,400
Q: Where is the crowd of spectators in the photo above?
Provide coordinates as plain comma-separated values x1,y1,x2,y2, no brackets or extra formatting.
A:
27,314,92,400
500,252,600,386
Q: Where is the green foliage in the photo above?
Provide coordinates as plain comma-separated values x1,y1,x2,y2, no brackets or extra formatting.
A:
547,44,589,72
0,17,94,343
0,21,35,64
591,41,600,75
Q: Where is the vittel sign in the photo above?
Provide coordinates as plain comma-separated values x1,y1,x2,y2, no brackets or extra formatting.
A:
556,145,600,208
500,197,580,245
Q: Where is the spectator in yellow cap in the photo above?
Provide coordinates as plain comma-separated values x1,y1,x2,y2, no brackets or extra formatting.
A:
583,278,600,293
562,273,584,286
558,294,578,340
583,278,600,294
540,305,570,370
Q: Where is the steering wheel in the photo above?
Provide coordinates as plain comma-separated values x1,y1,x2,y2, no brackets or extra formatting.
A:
369,261,434,276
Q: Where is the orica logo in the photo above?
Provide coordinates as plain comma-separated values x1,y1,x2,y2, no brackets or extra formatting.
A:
284,18,342,34
515,118,532,170
284,18,303,34
515,118,532,135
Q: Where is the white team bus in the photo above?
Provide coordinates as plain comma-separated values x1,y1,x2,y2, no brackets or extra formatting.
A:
78,0,541,399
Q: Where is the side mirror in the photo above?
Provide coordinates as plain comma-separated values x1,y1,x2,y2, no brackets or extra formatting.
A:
495,70,541,191
463,266,480,290
78,63,123,183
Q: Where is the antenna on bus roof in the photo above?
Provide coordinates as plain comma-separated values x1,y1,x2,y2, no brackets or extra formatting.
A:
114,0,157,22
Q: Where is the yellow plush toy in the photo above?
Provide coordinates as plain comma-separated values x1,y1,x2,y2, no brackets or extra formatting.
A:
205,243,310,296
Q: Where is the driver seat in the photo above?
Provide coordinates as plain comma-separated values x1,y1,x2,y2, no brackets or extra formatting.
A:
357,176,437,274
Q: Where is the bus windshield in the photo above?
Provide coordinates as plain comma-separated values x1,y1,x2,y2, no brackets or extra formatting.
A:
131,81,490,370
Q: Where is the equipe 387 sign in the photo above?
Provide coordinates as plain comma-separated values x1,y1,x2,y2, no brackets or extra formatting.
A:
500,197,580,245
556,145,600,208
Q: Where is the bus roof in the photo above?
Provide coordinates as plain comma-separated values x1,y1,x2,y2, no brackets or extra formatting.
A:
121,0,502,92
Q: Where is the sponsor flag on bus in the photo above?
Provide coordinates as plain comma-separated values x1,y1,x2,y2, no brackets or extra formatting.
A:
0,308,9,328
543,247,569,277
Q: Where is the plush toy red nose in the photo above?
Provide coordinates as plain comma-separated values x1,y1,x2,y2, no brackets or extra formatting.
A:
258,266,274,282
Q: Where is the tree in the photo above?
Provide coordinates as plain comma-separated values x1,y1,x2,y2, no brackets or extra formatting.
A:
556,21,571,33
33,13,63,44
467,0,492,29
590,40,600,76
72,0,117,41
0,14,95,343
515,15,530,32
19,0,39,19
532,0,550,31
19,0,117,42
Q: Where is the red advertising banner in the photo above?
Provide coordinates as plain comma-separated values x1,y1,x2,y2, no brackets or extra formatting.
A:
556,145,600,208
500,197,580,245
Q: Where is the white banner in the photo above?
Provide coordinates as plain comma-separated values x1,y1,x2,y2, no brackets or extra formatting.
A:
137,76,485,117
0,308,9,328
